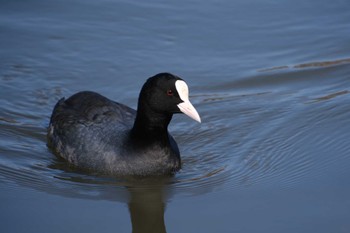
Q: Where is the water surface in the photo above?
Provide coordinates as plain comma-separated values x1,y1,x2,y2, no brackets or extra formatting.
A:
1,0,350,232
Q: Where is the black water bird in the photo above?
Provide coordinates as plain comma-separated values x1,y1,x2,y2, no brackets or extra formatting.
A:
47,73,201,176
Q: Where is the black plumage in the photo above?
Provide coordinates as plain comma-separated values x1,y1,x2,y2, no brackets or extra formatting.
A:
47,73,200,176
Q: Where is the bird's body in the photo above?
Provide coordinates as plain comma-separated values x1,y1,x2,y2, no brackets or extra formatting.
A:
47,73,200,176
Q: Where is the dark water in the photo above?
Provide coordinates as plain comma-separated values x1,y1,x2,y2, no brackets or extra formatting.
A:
1,0,350,232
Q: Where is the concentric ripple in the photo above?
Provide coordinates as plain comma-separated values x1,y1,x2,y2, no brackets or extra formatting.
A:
1,61,350,202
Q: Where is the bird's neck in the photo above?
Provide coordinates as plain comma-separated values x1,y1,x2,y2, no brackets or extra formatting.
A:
131,109,173,144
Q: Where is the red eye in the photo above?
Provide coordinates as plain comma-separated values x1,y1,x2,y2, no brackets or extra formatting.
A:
167,89,173,96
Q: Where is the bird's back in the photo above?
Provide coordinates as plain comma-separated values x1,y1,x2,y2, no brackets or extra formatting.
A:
48,91,136,173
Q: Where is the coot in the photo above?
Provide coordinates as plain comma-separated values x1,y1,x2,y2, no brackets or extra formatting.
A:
47,73,201,176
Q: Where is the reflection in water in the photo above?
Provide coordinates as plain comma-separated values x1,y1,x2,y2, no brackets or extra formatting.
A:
51,157,169,233
128,183,167,233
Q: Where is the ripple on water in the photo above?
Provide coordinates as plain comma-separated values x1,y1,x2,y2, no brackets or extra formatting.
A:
1,62,350,201
170,63,350,193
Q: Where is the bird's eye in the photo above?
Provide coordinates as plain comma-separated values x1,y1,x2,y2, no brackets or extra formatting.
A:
167,89,173,96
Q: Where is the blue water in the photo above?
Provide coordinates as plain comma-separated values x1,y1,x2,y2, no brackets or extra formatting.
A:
1,0,350,232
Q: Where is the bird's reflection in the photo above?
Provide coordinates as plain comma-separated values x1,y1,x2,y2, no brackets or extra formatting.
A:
128,181,168,233
48,160,173,233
